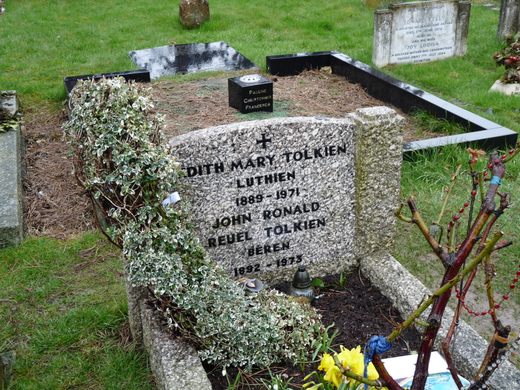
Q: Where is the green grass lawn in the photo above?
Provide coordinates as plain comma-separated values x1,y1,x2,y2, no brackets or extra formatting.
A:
0,233,153,389
1,0,519,387
0,0,517,132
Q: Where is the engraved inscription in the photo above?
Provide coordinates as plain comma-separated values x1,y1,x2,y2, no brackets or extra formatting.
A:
171,118,356,278
389,2,458,64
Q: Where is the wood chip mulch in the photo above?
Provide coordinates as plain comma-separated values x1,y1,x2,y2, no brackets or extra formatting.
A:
151,69,425,140
22,105,94,238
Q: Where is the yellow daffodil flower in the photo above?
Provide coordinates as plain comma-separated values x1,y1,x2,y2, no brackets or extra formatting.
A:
336,345,380,381
317,353,344,389
323,365,343,388
315,346,380,389
318,353,336,373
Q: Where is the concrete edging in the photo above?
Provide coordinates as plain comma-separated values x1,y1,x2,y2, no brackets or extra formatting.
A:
124,280,212,390
0,91,23,248
140,303,212,390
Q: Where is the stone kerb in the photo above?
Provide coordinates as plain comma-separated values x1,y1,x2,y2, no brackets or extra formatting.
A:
0,91,23,248
140,303,212,389
373,0,471,67
169,108,404,282
498,0,520,39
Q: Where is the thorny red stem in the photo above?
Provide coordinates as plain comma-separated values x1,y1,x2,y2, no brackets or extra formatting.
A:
410,155,505,390
442,188,509,385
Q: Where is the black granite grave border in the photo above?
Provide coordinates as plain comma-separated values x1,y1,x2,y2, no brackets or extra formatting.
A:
63,69,151,96
266,51,518,158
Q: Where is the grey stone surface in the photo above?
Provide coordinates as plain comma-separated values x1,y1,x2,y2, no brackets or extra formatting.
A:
169,109,403,283
0,350,15,389
489,79,520,95
179,0,210,29
0,91,23,248
372,0,471,67
351,107,404,258
497,0,520,38
129,41,257,80
124,270,147,346
171,116,358,283
140,303,212,390
0,91,18,121
361,252,520,389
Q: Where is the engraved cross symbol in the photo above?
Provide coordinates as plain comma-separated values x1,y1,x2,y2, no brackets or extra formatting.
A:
256,133,272,149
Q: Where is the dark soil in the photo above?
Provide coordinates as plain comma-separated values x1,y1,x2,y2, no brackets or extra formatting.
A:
206,270,422,389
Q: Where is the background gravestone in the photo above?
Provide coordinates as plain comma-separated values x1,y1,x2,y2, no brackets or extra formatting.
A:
179,0,210,29
170,108,404,282
373,0,471,67
497,0,520,39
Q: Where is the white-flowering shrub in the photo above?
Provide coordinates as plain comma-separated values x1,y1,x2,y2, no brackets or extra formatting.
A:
64,78,323,369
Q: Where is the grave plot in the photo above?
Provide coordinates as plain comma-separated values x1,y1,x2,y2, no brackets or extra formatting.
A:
61,77,412,389
20,68,520,389
151,69,459,143
22,69,465,239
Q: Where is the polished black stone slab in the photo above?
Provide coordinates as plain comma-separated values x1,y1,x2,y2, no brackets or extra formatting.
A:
266,52,332,76
228,74,273,114
129,41,257,80
266,51,518,156
63,69,150,95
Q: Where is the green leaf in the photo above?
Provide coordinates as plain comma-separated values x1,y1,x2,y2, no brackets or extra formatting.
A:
311,278,326,288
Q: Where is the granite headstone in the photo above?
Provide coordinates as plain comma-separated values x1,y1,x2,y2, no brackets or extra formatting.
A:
170,108,404,281
373,0,471,67
497,0,520,38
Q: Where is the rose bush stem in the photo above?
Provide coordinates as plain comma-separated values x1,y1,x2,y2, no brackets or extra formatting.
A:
410,155,505,390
